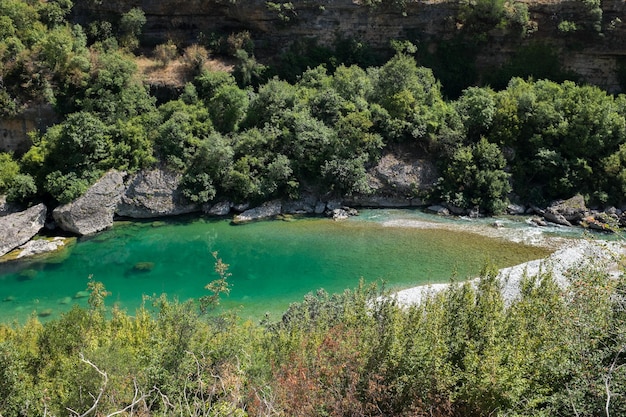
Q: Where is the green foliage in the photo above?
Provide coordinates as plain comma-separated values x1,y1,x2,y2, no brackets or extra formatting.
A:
558,20,579,33
233,49,266,87
6,173,37,202
1,258,625,416
45,111,113,172
371,52,450,146
0,152,19,192
207,82,249,133
489,78,626,205
438,137,511,213
118,7,146,50
70,48,155,122
154,100,213,170
455,86,497,141
198,252,232,313
180,132,234,203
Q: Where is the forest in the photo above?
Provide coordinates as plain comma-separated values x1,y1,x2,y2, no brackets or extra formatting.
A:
1,0,626,215
2,0,626,415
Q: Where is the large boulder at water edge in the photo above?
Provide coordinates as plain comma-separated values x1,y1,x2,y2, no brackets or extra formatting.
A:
53,170,125,235
545,194,589,225
0,203,46,256
232,200,282,224
116,168,200,218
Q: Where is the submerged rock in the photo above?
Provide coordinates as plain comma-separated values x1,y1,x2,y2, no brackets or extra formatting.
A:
73,290,90,299
133,261,155,272
58,296,72,305
7,237,70,260
53,170,126,235
18,269,38,280
0,203,47,257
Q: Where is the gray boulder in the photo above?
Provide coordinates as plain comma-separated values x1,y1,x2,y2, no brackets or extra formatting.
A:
314,201,326,214
546,194,588,223
53,170,125,235
0,203,47,257
232,200,282,224
10,237,70,259
282,194,317,214
543,211,573,227
427,205,450,216
581,213,618,232
116,168,200,218
506,203,527,215
205,201,232,216
344,194,416,208
0,195,21,217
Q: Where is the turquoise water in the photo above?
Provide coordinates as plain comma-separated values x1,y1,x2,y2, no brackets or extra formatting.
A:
0,211,551,323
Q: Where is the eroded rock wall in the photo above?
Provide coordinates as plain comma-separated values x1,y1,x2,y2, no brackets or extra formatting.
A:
72,0,626,92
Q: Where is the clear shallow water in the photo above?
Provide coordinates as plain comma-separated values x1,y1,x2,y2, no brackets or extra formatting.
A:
0,210,552,323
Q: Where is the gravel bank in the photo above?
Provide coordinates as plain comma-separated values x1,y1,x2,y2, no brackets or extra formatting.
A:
392,239,624,306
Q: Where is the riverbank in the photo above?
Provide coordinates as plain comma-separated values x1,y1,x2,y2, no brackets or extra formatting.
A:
392,237,624,307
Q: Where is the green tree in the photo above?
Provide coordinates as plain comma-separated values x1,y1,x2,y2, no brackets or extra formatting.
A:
118,7,146,50
180,132,233,203
439,137,511,213
207,84,249,133
71,48,155,122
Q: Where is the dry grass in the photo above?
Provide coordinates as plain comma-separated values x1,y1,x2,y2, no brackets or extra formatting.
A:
135,55,235,87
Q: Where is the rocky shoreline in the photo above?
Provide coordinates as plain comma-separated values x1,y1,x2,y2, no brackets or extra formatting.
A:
1,162,624,260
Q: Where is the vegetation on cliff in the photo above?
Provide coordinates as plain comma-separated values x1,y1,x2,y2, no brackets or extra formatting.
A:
2,0,626,213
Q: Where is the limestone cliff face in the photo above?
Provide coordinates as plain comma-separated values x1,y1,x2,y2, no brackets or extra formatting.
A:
0,105,57,155
72,0,626,92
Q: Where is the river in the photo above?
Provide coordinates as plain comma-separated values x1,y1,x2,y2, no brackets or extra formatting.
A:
0,209,574,323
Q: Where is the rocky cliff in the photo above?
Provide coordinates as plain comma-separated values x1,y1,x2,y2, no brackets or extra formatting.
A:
72,0,626,93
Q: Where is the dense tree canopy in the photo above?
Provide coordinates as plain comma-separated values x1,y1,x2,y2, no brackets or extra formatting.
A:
3,0,626,213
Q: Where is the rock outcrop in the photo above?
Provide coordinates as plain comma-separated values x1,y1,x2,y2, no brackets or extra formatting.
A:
354,152,438,207
5,237,72,260
53,170,126,235
117,168,200,218
0,203,47,257
232,200,282,223
72,0,626,93
205,200,233,216
546,194,589,224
